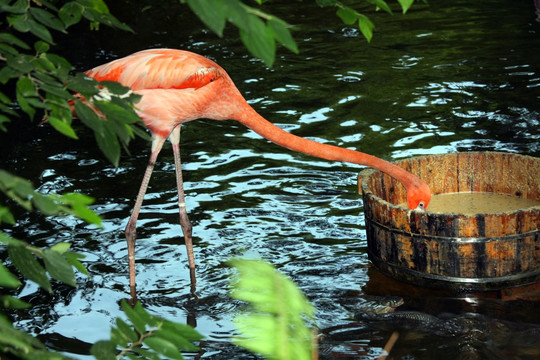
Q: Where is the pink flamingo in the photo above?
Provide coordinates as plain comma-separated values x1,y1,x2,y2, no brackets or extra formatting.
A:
85,49,431,294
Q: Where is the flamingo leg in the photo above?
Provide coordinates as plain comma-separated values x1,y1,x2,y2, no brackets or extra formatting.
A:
125,134,167,299
169,126,197,291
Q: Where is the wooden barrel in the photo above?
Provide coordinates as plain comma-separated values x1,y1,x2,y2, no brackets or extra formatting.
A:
358,152,540,291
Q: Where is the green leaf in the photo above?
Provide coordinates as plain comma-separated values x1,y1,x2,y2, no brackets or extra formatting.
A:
0,42,19,56
68,73,99,95
0,32,30,50
234,315,277,358
8,14,32,32
39,81,71,98
74,100,102,132
0,295,31,309
65,252,89,276
229,259,315,360
10,175,35,207
59,192,102,226
153,328,199,352
0,169,19,189
34,57,57,75
315,0,337,6
0,313,47,354
6,53,35,73
268,17,298,54
50,242,71,254
161,322,203,343
0,232,25,246
8,245,52,293
59,2,84,27
44,53,73,78
115,318,139,343
132,346,161,360
95,122,121,167
185,0,226,36
90,340,117,360
29,7,67,32
34,40,50,54
367,0,393,14
121,300,147,334
0,205,15,225
0,261,22,288
130,123,151,141
0,116,12,132
231,260,313,315
239,17,276,67
16,76,36,97
94,99,140,125
16,82,37,120
43,249,76,287
336,7,358,25
48,116,79,139
357,14,375,42
27,18,54,44
16,77,36,119
143,336,184,360
70,202,102,226
397,0,415,14
222,0,249,31
60,192,95,206
0,65,21,84
98,80,131,95
32,192,60,215
81,0,111,13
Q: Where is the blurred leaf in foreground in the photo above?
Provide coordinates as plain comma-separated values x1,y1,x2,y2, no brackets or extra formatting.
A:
229,258,316,360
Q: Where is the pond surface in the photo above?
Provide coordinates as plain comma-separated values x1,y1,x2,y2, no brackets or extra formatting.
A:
2,0,540,359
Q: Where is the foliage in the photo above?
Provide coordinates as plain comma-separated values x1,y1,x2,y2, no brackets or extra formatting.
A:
181,0,298,67
0,157,96,358
181,0,423,65
318,0,422,42
0,311,68,359
230,258,315,360
0,0,146,167
91,300,203,360
0,0,148,358
0,169,102,226
0,168,96,306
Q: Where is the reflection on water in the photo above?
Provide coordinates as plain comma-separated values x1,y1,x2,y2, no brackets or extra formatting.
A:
2,0,540,359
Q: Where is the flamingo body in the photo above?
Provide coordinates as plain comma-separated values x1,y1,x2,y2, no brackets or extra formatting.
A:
86,49,241,138
84,48,431,294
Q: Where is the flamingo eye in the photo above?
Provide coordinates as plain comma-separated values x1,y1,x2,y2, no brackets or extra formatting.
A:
416,202,426,211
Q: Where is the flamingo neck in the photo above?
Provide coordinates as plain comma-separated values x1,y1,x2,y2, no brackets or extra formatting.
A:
233,105,426,194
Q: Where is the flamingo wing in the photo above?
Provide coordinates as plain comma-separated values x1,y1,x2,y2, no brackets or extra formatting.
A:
85,49,224,91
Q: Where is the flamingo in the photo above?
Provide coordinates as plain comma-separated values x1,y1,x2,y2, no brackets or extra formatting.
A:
84,48,431,294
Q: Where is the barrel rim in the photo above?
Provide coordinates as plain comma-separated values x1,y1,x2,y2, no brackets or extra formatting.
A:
359,151,540,217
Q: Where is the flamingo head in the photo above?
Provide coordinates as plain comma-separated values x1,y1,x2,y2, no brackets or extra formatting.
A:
406,180,431,211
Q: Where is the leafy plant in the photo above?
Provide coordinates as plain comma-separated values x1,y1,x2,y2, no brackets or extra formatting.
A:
1,0,145,167
91,300,203,360
180,0,424,66
0,312,68,359
319,0,422,42
0,171,96,358
181,0,298,67
230,258,316,360
0,169,96,298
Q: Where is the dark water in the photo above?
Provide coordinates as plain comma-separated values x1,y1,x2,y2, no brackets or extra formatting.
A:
2,0,540,359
